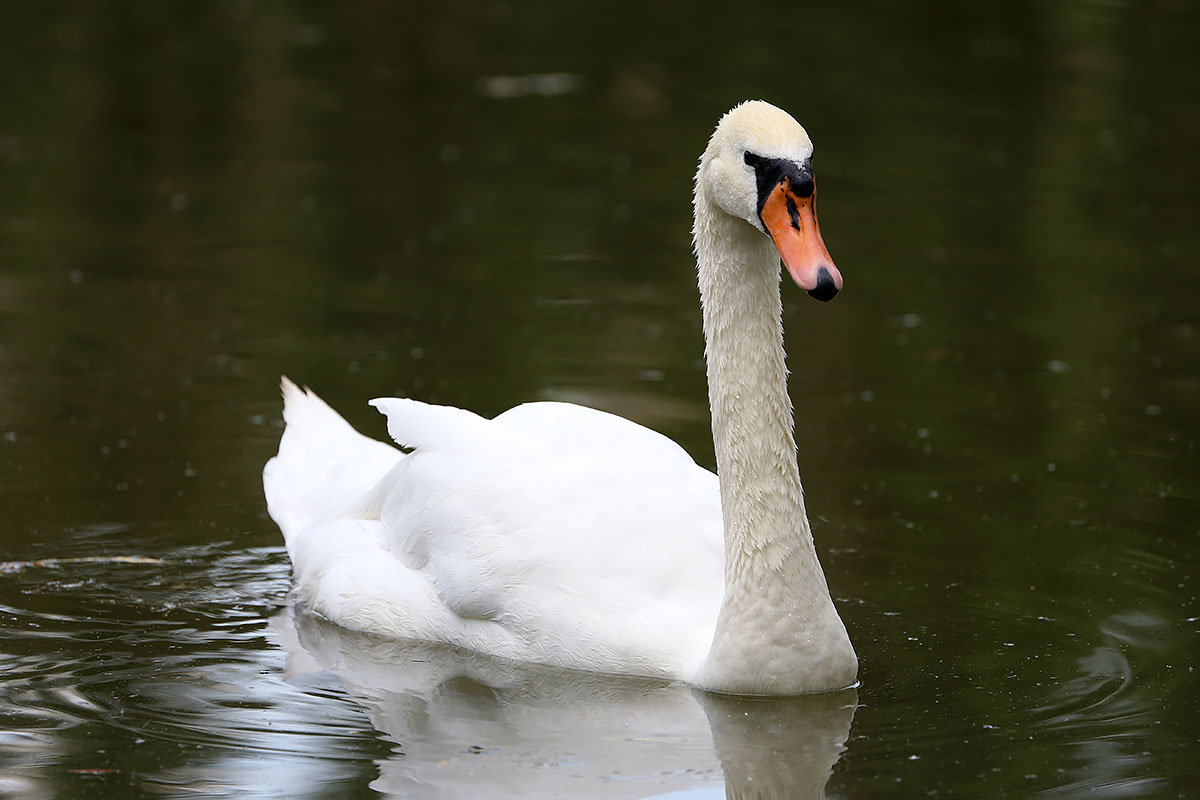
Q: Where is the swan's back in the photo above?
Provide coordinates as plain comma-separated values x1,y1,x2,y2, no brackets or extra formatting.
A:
264,380,726,679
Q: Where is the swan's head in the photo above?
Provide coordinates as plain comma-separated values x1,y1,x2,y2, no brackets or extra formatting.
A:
697,100,842,301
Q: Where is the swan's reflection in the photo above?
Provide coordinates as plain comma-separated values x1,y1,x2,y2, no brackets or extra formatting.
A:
272,608,857,798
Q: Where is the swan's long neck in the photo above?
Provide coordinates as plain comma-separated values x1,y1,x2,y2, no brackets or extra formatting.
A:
692,185,856,695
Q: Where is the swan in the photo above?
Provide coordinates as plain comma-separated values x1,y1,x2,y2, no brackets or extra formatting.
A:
263,100,858,695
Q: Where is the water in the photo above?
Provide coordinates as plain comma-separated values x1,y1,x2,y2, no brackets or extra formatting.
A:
1,1,1198,797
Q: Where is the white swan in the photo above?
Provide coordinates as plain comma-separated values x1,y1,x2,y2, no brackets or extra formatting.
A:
264,100,857,695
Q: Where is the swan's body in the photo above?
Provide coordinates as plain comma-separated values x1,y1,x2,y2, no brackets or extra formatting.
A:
264,101,858,694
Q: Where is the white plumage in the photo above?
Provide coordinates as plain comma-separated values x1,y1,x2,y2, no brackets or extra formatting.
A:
264,100,858,694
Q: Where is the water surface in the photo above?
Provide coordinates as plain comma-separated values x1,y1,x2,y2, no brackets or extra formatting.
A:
1,1,1197,797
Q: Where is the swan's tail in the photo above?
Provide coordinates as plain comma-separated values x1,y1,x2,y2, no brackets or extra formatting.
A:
263,377,404,547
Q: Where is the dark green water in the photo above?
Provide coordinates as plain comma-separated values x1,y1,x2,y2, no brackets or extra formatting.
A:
1,2,1197,797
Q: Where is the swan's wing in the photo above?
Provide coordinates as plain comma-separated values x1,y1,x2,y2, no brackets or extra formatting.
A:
368,396,497,452
369,398,725,675
493,401,700,466
268,387,724,676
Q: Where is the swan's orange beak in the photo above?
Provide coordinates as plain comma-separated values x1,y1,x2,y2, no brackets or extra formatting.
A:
760,178,842,302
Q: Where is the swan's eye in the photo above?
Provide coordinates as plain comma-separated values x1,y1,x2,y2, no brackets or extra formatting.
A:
743,151,761,168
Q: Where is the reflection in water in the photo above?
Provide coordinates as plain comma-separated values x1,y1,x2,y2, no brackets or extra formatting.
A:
276,609,858,798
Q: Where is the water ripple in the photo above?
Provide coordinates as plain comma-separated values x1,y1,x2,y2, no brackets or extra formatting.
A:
0,542,391,794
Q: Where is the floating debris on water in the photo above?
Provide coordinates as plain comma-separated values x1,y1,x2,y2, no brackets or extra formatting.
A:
0,556,163,573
